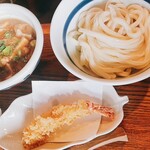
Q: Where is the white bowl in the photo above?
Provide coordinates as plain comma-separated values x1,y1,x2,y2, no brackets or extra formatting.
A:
0,3,43,90
50,0,150,86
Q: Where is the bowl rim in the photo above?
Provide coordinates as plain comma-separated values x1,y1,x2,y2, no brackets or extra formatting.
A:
50,0,150,86
0,3,44,90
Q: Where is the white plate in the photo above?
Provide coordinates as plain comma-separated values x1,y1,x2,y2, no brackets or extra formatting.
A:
0,85,128,150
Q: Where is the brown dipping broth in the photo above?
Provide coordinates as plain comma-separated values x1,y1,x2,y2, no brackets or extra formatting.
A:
0,18,36,81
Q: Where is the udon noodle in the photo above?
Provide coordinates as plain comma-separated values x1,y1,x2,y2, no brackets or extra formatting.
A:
69,0,150,79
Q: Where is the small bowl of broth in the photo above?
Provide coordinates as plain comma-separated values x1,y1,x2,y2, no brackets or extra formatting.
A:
0,3,43,90
51,0,150,85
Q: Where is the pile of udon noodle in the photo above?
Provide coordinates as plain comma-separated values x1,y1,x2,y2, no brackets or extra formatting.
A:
69,0,150,79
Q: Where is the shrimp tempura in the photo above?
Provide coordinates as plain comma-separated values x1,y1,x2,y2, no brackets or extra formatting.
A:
22,100,114,149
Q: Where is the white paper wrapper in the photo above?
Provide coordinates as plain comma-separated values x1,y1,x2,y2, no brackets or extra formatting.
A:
32,81,103,142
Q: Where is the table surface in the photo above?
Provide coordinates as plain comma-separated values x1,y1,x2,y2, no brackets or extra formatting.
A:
0,24,150,150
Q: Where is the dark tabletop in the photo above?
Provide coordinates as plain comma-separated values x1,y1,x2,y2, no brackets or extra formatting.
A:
0,24,150,150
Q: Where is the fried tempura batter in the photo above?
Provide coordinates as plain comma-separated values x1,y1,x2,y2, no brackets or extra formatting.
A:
22,100,114,149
